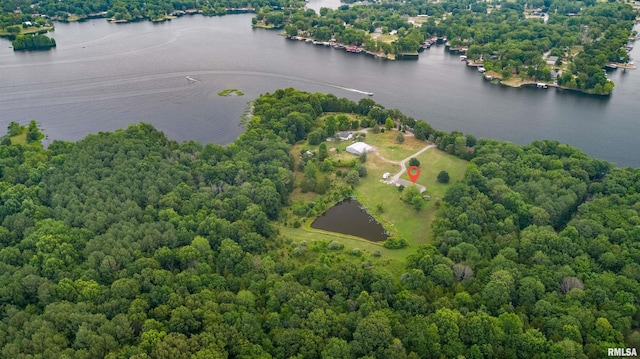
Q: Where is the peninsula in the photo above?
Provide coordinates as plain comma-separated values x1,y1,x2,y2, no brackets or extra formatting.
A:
0,89,637,358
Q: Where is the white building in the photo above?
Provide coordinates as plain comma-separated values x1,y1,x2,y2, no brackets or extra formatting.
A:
346,142,373,155
337,131,353,141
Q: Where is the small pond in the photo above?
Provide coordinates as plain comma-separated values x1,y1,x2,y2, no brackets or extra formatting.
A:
311,199,389,242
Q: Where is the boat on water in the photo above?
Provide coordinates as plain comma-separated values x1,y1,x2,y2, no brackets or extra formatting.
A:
477,66,486,73
460,55,467,61
365,92,373,96
536,83,548,89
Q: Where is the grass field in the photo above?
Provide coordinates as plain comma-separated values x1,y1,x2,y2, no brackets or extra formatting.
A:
400,147,469,201
279,225,412,275
10,133,27,145
364,130,427,161
372,33,398,44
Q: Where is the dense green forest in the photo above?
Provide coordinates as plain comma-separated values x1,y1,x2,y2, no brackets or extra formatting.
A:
1,89,639,358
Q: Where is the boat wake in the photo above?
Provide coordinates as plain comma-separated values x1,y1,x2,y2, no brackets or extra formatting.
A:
185,76,200,82
331,85,373,96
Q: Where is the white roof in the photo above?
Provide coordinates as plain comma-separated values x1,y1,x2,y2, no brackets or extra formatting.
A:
346,142,373,155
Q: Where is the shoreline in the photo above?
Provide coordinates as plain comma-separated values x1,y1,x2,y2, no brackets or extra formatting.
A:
286,35,395,60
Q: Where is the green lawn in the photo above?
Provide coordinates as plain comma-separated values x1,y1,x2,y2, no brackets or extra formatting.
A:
364,130,427,161
372,33,398,44
400,148,469,201
358,147,468,245
10,133,27,145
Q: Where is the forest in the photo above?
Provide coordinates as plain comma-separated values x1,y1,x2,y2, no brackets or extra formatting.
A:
1,89,639,358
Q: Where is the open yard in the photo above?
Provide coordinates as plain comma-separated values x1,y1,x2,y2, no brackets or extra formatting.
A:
364,130,427,161
400,147,469,202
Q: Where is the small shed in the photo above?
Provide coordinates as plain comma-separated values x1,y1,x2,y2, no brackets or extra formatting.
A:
382,172,391,180
346,142,373,155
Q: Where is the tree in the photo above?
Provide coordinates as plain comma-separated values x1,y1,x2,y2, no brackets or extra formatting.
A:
301,160,318,192
319,143,328,161
372,124,380,134
396,132,405,144
413,120,432,141
466,134,477,147
408,158,420,167
345,170,360,185
385,118,395,130
437,171,450,183
351,311,393,356
7,121,23,137
356,165,367,177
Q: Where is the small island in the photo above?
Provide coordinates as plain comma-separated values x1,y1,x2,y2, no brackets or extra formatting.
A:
218,89,244,96
12,34,56,51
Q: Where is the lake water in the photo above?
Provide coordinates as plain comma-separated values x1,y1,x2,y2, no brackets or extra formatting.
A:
311,199,389,241
0,14,639,166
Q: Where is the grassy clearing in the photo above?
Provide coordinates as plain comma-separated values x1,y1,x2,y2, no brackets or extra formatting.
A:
365,130,427,161
279,225,410,275
400,147,468,202
10,133,27,145
372,33,398,44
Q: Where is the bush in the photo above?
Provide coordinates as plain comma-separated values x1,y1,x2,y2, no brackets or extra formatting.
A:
345,170,360,185
328,241,344,250
410,195,425,211
373,250,381,257
383,236,408,249
396,132,404,143
356,165,367,177
293,220,301,228
372,124,380,134
437,170,450,183
293,246,306,257
351,248,362,256
397,185,405,192
408,158,420,167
